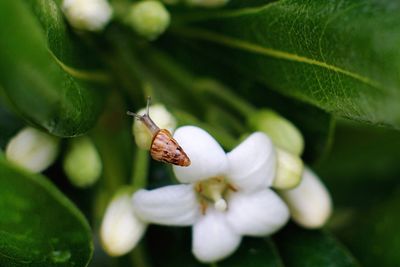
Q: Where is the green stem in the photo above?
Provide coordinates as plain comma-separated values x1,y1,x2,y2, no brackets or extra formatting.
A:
131,148,149,190
130,242,151,267
210,262,218,267
174,109,238,150
195,79,256,118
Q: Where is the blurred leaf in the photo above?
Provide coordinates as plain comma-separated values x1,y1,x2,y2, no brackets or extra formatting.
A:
0,0,108,137
171,0,400,128
0,156,93,267
315,120,400,207
275,225,358,267
0,88,23,149
335,188,400,267
146,226,284,267
219,238,283,267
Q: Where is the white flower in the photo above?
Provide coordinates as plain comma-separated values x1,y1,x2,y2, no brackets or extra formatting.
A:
279,167,332,229
62,0,113,31
100,188,147,256
133,126,289,263
132,104,177,150
5,127,59,173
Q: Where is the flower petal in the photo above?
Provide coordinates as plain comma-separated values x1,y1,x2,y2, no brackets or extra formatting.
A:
192,209,241,263
227,132,276,192
132,184,199,226
226,189,289,236
280,167,332,228
173,126,229,183
100,191,147,256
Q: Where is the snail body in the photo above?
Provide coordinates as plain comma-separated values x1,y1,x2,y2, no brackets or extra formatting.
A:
127,101,191,167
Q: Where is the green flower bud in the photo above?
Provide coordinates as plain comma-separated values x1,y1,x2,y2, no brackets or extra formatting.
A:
5,127,59,173
186,0,229,7
63,136,102,188
248,109,304,156
273,148,304,190
100,187,147,256
127,0,170,40
132,104,177,150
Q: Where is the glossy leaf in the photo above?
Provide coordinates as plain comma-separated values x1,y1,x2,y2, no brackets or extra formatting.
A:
274,225,358,267
0,156,93,267
159,37,334,162
335,188,400,267
171,0,400,128
0,0,107,137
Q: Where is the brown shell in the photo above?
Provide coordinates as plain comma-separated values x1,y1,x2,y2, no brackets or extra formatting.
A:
150,129,191,167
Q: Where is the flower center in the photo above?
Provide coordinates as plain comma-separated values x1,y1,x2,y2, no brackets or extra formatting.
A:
195,177,237,214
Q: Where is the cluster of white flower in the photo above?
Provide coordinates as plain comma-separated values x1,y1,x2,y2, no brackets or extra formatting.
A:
100,105,332,263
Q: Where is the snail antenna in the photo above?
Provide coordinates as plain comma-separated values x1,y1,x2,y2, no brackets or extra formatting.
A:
126,111,141,120
146,96,152,116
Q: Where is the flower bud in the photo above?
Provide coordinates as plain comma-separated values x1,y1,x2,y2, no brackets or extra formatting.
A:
133,104,177,150
127,1,170,40
279,168,332,229
62,0,113,31
186,0,229,7
248,110,304,156
273,148,304,190
63,136,102,188
100,187,147,256
5,127,59,173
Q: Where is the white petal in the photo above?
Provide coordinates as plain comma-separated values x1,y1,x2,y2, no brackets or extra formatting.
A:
227,132,276,192
173,126,229,183
132,184,199,226
226,189,289,236
192,209,241,263
280,167,332,229
100,192,147,256
6,127,59,173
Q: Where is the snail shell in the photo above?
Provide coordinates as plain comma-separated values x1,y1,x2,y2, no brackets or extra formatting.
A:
150,129,191,167
127,99,191,167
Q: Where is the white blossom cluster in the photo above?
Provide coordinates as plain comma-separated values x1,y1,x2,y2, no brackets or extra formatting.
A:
101,107,332,263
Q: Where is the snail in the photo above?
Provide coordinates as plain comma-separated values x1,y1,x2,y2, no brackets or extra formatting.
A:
127,98,191,167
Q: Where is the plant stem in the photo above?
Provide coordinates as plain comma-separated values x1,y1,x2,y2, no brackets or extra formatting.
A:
194,79,255,118
130,243,151,267
131,148,149,190
173,109,238,150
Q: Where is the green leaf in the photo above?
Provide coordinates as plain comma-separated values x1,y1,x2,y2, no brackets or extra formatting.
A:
159,37,334,162
0,156,93,267
171,0,400,128
335,189,400,267
146,227,284,267
219,238,284,267
315,120,400,207
274,225,358,267
0,88,23,149
0,0,108,137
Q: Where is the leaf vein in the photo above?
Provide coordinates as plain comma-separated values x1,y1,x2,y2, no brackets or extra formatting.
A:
173,27,381,89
